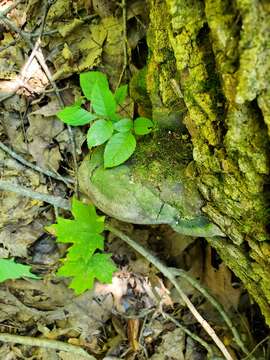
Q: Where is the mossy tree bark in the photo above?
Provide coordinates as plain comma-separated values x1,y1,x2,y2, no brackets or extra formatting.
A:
145,0,270,324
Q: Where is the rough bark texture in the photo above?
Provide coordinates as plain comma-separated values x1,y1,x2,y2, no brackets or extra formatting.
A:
145,0,270,324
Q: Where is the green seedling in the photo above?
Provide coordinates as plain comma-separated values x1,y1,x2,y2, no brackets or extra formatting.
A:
47,198,116,294
57,71,154,168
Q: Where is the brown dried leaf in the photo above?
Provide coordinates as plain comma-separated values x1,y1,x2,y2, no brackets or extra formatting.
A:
28,136,62,171
203,246,241,311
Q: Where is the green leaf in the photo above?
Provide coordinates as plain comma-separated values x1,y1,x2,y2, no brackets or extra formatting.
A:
91,82,116,118
110,113,122,122
48,198,116,294
57,105,97,126
104,132,136,168
113,118,133,133
0,259,39,283
49,199,104,258
58,253,117,294
134,117,154,135
87,119,114,147
114,84,128,105
80,71,109,100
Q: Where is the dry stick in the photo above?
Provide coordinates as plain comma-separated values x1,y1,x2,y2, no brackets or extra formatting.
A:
34,1,78,196
0,93,15,102
0,289,67,322
116,0,128,89
33,48,79,196
162,312,214,356
0,37,18,52
29,15,98,38
0,141,74,185
171,268,251,357
105,223,234,360
0,333,96,360
0,180,70,211
0,14,30,41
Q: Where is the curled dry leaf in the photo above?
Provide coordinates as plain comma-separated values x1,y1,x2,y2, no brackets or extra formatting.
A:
95,270,173,314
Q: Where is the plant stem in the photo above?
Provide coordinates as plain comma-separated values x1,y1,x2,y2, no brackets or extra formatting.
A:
0,180,70,210
0,333,95,359
162,312,214,356
0,141,74,185
170,268,251,357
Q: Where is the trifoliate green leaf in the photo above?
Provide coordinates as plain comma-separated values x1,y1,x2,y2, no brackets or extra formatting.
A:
104,132,136,168
57,105,97,126
0,259,39,283
134,117,154,135
87,119,114,147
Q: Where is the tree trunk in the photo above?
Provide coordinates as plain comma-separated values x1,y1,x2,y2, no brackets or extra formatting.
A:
145,0,270,324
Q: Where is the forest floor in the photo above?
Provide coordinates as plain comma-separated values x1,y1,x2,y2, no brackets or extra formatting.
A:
0,0,269,359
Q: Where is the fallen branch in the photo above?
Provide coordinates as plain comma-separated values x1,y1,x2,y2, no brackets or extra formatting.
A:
0,333,95,360
170,268,251,357
162,312,214,356
0,180,70,211
116,0,128,88
0,141,74,186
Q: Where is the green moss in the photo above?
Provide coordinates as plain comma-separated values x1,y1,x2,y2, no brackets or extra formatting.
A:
166,0,205,34
129,67,152,118
204,0,240,75
47,0,72,23
132,130,193,183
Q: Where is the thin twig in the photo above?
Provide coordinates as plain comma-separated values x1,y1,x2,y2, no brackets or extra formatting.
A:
170,268,251,357
0,333,96,360
105,223,233,360
0,93,15,102
162,312,214,356
0,141,74,185
0,37,18,52
116,0,128,88
241,336,269,360
33,0,79,196
0,180,70,210
0,289,57,318
33,46,79,196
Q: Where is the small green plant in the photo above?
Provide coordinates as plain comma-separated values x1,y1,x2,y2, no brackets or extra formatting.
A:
57,71,154,168
0,259,39,283
47,198,117,294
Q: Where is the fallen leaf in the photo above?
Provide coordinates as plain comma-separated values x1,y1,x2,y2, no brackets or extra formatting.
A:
203,246,241,311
